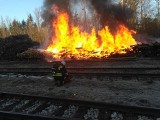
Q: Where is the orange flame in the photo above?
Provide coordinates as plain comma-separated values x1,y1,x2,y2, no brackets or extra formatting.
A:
47,11,137,59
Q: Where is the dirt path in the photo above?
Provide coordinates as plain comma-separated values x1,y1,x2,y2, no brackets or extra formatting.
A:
0,74,160,108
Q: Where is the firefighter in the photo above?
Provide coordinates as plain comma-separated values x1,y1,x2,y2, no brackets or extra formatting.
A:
52,61,68,86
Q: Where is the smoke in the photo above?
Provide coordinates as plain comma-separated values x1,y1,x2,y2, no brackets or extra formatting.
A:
134,34,160,44
90,0,133,28
42,0,133,28
42,0,134,25
41,0,134,47
42,0,71,26
41,0,71,48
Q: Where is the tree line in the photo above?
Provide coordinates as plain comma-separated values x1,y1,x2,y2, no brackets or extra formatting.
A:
121,0,160,37
0,13,47,43
0,0,160,44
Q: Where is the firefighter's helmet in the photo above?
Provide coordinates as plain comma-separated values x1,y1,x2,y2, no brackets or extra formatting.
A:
61,60,66,65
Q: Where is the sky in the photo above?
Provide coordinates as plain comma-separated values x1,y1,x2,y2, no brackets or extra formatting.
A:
0,0,158,23
0,0,44,22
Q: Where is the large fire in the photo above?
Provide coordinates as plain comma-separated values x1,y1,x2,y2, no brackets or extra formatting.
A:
46,10,137,59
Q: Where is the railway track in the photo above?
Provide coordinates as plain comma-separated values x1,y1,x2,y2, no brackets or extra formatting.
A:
0,92,159,120
0,67,160,77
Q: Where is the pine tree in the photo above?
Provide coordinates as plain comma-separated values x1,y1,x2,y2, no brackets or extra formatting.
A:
9,19,22,36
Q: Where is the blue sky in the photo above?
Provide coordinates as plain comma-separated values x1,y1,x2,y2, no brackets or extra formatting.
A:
0,0,44,22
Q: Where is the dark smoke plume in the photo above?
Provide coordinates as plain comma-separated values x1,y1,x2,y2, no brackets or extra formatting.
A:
41,0,134,48
41,0,71,48
42,0,71,26
91,0,133,29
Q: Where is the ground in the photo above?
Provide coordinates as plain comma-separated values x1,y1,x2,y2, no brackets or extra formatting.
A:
0,58,160,108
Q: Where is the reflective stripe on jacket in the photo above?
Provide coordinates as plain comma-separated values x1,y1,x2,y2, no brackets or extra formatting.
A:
52,73,63,77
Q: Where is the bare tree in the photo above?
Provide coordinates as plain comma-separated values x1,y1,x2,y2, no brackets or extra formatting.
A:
156,0,160,35
34,8,43,30
120,0,139,28
5,16,12,29
10,19,23,36
82,0,87,31
0,17,10,38
157,0,160,23
157,0,160,17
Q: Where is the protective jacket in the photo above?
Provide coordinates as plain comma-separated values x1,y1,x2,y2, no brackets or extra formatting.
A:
52,62,67,78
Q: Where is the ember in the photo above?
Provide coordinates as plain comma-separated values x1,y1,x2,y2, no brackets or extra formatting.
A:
46,6,137,60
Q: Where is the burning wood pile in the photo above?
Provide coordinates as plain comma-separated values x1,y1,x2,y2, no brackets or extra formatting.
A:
40,0,160,60
17,49,45,61
44,0,137,60
4,43,159,61
45,12,137,59
1,0,160,61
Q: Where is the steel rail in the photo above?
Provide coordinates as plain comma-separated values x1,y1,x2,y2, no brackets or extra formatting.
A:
0,92,159,120
1,67,160,70
0,67,160,76
70,73,160,77
54,57,138,62
0,57,137,64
